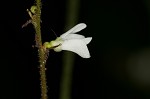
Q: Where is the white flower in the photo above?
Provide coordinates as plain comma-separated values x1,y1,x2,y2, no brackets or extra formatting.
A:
49,23,92,58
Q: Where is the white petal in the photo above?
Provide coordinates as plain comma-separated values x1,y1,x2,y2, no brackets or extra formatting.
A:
60,23,87,39
62,34,85,40
83,37,92,44
54,46,62,52
61,39,90,58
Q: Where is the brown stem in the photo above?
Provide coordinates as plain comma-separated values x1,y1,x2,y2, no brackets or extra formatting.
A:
34,0,48,99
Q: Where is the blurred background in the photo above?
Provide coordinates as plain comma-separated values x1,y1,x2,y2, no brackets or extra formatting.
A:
0,0,150,99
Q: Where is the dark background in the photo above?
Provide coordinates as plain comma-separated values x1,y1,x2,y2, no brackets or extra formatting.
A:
1,0,150,99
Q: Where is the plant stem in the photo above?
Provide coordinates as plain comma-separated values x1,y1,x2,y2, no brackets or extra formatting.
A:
59,0,80,99
35,0,48,99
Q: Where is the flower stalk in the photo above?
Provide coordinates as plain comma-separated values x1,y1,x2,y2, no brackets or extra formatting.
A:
34,0,48,99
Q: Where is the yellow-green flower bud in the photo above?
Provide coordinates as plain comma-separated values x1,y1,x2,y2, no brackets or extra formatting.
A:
30,6,37,14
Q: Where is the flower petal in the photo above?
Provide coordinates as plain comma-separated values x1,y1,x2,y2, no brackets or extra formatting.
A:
62,34,85,40
61,39,91,58
83,37,92,44
60,23,86,39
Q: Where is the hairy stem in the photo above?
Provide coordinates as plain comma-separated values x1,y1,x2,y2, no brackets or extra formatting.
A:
35,0,48,99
